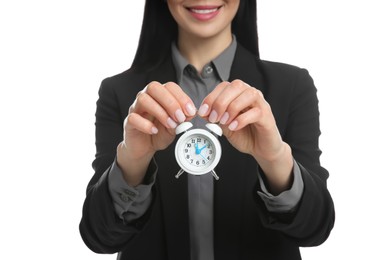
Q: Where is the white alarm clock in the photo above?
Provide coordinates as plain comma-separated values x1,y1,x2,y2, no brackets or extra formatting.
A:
174,122,222,180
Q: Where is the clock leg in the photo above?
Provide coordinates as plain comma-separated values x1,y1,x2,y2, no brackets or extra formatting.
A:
211,170,220,180
175,169,185,179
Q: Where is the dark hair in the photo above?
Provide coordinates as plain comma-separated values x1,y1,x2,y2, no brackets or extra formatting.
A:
130,0,259,72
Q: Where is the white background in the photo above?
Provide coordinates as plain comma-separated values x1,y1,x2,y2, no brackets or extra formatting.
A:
1,0,389,259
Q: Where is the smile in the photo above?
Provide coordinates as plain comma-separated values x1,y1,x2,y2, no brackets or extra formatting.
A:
189,8,219,14
186,6,222,21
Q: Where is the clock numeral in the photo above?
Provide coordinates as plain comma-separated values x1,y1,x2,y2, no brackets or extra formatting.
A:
186,155,190,159
202,160,206,164
191,139,195,144
196,160,200,165
187,143,191,148
184,148,189,153
197,138,202,143
209,150,213,154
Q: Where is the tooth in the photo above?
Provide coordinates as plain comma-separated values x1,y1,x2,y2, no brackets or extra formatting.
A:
191,8,218,14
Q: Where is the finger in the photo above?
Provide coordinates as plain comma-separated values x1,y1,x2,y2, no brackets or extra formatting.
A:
125,112,159,135
164,82,197,117
205,80,249,123
221,87,266,126
227,97,274,132
146,81,193,123
133,90,178,129
197,81,231,118
227,107,263,131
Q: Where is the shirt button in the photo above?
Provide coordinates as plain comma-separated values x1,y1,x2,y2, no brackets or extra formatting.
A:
120,193,132,202
119,189,137,202
124,189,137,197
186,66,196,75
205,66,213,74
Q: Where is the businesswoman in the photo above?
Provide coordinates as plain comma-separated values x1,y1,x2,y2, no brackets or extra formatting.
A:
80,0,335,259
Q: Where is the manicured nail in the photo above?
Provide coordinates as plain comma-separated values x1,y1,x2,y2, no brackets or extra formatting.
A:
219,112,229,125
198,104,209,117
208,110,218,123
151,127,158,134
185,103,197,116
228,120,238,131
175,109,186,123
167,117,177,128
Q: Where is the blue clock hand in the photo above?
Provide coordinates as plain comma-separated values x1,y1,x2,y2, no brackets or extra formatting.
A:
199,153,208,161
199,144,207,152
195,142,200,154
197,144,208,161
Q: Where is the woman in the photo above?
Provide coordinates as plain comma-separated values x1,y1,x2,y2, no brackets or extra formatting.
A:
79,0,335,259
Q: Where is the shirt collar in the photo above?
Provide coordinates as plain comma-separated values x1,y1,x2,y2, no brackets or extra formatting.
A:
171,35,237,82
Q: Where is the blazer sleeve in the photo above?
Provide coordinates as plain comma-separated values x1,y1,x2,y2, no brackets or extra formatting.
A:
79,78,153,253
257,68,335,247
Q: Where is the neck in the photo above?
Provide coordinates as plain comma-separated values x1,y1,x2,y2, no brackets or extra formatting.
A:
177,30,233,73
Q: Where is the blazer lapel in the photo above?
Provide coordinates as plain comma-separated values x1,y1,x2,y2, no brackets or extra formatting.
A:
229,44,266,94
214,44,267,259
149,58,191,260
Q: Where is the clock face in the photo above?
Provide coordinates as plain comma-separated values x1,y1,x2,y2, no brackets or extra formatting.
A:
182,134,215,168
175,128,221,175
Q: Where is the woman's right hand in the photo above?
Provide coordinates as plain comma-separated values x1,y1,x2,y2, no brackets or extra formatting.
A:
117,81,196,186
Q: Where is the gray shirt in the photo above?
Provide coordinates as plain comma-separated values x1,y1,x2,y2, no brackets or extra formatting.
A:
108,36,304,260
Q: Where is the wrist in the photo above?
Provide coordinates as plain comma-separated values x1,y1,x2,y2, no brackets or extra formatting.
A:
255,142,294,195
116,141,154,186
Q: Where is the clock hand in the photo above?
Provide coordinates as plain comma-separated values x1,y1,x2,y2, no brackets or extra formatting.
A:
199,153,208,161
199,144,207,152
195,142,200,154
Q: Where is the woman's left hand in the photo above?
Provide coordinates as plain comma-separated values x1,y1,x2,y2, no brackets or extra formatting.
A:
199,80,282,160
198,80,293,193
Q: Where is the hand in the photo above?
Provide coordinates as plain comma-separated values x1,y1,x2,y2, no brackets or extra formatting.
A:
198,80,293,193
198,80,282,159
117,81,197,185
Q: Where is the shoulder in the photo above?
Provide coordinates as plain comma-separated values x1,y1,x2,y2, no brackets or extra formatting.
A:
260,60,307,78
99,69,148,95
259,59,316,97
95,69,150,120
96,59,177,119
98,55,176,97
234,44,312,90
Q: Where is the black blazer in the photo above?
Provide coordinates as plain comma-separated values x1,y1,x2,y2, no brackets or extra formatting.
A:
80,44,335,260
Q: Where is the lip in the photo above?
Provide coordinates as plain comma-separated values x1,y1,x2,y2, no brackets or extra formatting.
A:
186,5,222,21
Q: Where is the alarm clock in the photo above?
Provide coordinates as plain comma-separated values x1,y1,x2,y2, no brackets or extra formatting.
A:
174,122,222,180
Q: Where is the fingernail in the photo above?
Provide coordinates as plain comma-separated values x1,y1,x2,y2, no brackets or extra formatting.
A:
185,103,197,116
228,120,238,131
208,110,218,123
220,112,229,125
198,104,209,117
167,117,177,128
151,127,158,134
175,109,186,123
